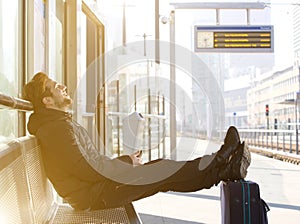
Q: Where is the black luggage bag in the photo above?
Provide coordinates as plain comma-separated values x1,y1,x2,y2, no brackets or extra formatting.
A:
220,180,269,224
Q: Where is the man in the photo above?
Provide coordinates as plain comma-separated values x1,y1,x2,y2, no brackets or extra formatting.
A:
23,72,251,210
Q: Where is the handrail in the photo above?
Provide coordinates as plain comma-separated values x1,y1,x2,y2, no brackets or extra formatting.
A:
107,111,167,120
0,93,33,111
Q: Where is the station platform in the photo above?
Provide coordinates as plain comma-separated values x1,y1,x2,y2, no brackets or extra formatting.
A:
133,137,300,224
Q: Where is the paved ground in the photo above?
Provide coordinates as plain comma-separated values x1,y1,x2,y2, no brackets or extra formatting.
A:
133,137,300,224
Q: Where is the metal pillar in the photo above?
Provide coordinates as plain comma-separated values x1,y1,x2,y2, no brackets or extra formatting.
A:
169,10,176,159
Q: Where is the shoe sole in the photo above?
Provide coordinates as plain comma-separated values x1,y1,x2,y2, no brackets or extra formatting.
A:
224,126,241,145
219,126,241,163
236,141,251,179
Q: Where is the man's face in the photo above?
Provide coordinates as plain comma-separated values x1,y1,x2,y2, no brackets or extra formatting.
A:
44,79,72,110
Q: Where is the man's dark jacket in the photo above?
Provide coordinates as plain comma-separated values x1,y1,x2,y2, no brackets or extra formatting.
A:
27,108,132,210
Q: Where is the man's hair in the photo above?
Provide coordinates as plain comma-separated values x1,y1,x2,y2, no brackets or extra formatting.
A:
23,72,51,111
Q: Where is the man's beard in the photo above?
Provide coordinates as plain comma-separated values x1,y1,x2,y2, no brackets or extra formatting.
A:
54,96,73,109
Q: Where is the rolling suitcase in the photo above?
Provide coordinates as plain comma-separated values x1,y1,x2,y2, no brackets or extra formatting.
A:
220,180,270,224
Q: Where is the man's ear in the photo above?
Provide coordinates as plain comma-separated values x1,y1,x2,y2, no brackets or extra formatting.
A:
42,96,53,106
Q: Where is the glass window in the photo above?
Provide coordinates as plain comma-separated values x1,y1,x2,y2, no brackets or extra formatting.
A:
34,0,46,73
49,0,65,83
0,0,23,143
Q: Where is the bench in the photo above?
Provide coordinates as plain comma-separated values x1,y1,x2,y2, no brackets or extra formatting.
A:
0,93,142,224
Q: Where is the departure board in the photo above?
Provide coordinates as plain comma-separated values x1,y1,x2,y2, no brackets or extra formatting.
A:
194,25,274,53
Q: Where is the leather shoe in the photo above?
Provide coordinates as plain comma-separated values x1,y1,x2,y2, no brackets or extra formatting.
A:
215,126,241,165
198,126,241,171
219,141,251,181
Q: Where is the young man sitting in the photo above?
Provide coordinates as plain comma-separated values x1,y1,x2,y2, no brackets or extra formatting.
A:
23,72,251,210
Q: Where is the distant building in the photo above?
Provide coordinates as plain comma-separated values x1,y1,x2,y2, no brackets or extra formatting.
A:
247,66,299,129
242,4,300,130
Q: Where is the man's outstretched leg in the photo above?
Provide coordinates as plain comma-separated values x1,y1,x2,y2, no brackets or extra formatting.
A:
157,139,251,192
89,126,251,209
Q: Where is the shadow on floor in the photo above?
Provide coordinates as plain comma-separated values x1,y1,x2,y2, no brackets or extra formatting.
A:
139,213,206,224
